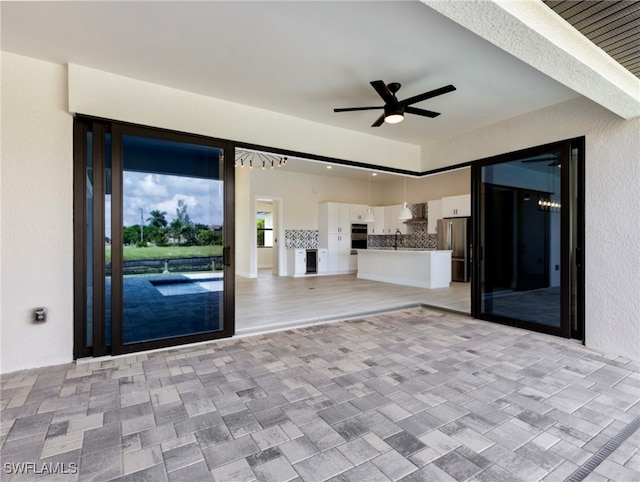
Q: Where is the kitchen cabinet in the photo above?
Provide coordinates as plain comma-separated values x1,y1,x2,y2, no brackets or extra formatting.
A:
367,205,408,235
350,204,368,223
369,206,386,235
326,234,351,272
287,249,307,277
442,194,470,218
318,202,350,234
288,248,329,277
319,202,353,274
427,199,442,234
385,205,408,235
318,249,328,273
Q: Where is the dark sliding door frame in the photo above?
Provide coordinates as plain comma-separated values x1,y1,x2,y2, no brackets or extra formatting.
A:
470,138,585,340
73,117,236,358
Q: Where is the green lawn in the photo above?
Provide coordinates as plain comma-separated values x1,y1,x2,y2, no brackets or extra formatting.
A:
105,245,223,263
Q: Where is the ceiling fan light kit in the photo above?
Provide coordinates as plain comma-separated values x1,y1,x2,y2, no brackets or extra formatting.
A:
384,104,404,124
334,80,456,127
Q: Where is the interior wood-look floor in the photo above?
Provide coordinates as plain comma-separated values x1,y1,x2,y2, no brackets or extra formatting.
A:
235,270,470,335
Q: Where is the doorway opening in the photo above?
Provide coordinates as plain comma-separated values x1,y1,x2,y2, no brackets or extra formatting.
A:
254,196,285,278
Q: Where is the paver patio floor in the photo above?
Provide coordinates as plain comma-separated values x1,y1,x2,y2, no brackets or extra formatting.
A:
1,307,638,481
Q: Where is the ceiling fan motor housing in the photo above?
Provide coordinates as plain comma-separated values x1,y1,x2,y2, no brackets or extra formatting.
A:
387,82,401,94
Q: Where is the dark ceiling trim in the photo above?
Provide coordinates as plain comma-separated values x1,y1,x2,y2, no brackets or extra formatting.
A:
234,140,473,178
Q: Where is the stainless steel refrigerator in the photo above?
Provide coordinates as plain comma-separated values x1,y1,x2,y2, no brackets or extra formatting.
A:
437,217,471,282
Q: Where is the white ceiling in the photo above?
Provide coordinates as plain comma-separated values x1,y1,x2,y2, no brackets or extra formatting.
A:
2,0,581,151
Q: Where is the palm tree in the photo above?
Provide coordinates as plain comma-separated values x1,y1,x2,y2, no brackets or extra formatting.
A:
146,209,167,228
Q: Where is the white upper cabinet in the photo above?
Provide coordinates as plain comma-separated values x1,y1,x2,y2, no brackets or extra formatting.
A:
350,204,368,223
385,205,408,235
319,202,350,234
427,199,442,234
366,205,408,235
369,206,386,235
441,194,470,218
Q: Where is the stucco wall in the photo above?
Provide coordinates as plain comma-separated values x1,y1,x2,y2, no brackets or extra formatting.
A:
1,53,74,373
423,97,640,361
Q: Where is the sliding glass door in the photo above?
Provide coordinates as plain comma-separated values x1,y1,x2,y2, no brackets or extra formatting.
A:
74,119,235,357
472,140,584,338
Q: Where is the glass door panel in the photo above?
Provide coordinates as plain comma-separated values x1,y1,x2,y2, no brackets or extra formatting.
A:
75,118,234,358
476,147,567,333
118,135,225,345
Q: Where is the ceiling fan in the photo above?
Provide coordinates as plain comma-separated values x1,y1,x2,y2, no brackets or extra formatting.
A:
333,80,456,127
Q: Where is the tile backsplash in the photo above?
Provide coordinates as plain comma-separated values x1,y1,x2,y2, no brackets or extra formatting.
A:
285,230,318,249
286,203,438,250
368,222,437,249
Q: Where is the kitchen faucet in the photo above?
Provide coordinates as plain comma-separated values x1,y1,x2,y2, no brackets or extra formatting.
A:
394,229,402,250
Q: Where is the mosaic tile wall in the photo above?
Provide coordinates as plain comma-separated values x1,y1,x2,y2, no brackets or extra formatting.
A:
285,230,318,249
368,222,438,249
367,203,438,249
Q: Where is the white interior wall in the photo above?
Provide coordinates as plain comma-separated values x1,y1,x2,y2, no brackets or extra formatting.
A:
1,53,74,373
248,168,379,231
379,168,470,206
422,96,640,360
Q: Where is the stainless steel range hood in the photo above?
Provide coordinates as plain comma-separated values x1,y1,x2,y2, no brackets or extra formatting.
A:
403,202,427,224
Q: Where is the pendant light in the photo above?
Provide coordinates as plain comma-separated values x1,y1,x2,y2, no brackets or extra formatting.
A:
399,176,413,220
364,173,375,222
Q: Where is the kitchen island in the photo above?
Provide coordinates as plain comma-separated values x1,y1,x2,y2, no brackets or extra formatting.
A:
356,249,452,289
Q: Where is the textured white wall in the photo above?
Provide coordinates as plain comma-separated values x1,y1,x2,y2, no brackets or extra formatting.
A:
1,53,74,373
423,97,640,361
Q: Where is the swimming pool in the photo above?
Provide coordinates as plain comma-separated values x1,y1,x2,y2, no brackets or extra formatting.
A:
150,277,223,296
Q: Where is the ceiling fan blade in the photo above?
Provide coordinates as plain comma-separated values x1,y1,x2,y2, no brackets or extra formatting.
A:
400,84,456,107
334,106,383,112
371,113,385,127
370,80,395,104
405,106,440,118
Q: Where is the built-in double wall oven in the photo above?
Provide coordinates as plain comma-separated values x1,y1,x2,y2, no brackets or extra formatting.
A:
351,223,368,250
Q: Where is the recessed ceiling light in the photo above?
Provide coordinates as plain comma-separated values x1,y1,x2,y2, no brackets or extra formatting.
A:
372,173,378,176
326,166,332,169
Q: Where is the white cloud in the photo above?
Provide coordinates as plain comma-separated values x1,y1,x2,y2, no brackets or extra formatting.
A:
122,171,223,227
